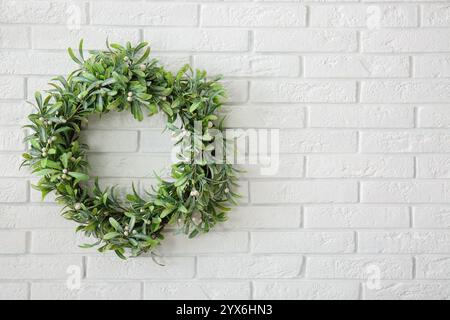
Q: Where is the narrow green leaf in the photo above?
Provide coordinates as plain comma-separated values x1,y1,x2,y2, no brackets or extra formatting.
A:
68,172,89,181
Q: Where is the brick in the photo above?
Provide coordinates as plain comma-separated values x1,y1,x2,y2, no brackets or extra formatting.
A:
304,55,410,78
0,102,30,126
222,105,305,128
309,105,414,128
86,257,195,279
0,283,28,300
30,230,94,254
417,155,450,178
144,282,250,300
361,130,450,153
81,130,138,153
415,56,450,78
361,80,450,103
27,77,53,99
0,180,27,203
0,128,25,151
0,78,25,99
0,154,30,178
255,30,357,52
161,232,248,254
0,51,73,75
88,154,172,178
0,0,86,24
307,256,413,280
194,55,300,77
307,155,414,178
251,180,358,204
0,256,82,280
0,205,71,229
0,26,29,48
140,130,173,153
413,207,450,228
362,181,450,203
423,5,450,27
31,282,141,300
418,106,450,128
32,26,140,50
254,281,360,300
251,80,356,103
144,29,248,52
310,5,417,28
152,55,191,73
198,255,303,278
304,206,410,228
241,155,304,178
91,2,197,26
225,206,301,229
362,30,450,53
0,231,27,253
222,80,249,103
416,256,450,279
251,231,355,253
202,4,307,27
364,281,450,300
359,231,450,253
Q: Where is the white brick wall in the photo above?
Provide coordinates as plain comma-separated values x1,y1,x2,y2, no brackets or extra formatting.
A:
1,0,450,300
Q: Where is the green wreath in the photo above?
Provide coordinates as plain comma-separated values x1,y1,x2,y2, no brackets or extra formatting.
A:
21,40,239,259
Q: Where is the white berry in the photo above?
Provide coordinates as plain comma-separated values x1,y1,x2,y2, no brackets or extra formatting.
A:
128,92,133,97
39,117,44,122
190,190,199,197
127,97,133,102
51,136,57,142
63,169,68,174
124,231,129,236
208,122,213,128
192,212,202,225
74,203,82,210
140,64,146,71
224,188,230,194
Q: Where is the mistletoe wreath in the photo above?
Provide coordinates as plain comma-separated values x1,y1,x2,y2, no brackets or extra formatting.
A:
22,41,239,259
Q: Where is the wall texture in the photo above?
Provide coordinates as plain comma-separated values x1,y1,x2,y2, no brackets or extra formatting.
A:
1,0,450,300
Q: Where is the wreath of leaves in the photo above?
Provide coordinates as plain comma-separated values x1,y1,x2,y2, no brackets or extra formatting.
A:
21,40,240,259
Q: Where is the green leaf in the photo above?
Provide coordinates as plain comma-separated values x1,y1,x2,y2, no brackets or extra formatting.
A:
103,232,121,240
174,175,188,187
109,217,122,232
68,172,90,181
160,207,174,218
160,102,173,117
68,47,82,65
189,100,202,113
60,153,70,168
